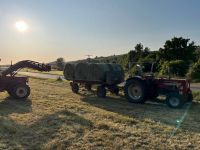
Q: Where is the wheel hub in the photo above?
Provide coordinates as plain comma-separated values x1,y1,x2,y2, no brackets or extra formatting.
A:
128,84,142,100
16,87,28,98
169,97,180,107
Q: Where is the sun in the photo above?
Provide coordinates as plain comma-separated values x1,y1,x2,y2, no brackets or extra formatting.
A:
15,21,28,32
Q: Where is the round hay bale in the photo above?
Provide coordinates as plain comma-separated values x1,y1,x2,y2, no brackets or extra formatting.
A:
75,63,89,80
63,63,75,80
88,63,110,81
107,64,123,71
106,64,124,85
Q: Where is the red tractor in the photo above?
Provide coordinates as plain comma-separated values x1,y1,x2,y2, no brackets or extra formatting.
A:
124,64,193,108
0,60,51,99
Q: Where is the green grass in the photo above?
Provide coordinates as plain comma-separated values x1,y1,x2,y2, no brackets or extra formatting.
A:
0,78,200,149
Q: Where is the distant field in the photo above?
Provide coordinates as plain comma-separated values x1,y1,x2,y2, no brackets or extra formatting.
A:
0,78,200,149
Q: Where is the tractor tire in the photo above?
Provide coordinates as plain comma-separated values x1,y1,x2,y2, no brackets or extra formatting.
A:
166,92,184,108
97,86,106,98
9,84,30,99
71,83,79,93
124,79,146,103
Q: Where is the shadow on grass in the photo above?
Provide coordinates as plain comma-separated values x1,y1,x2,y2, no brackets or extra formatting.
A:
81,95,200,133
0,97,32,116
0,110,93,149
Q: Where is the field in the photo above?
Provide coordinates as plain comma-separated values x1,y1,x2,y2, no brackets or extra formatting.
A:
21,69,63,76
0,78,200,150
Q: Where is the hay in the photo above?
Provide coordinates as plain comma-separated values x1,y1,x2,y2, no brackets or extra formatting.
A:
63,63,75,80
64,63,124,84
106,64,124,85
74,63,90,80
87,64,110,81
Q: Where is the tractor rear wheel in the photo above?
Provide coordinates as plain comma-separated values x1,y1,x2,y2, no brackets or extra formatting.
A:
9,84,30,99
97,86,106,98
166,93,184,108
124,79,146,103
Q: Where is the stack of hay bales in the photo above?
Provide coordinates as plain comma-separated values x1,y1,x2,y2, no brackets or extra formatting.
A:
106,64,124,85
63,63,124,85
74,63,90,80
87,63,110,81
63,63,76,80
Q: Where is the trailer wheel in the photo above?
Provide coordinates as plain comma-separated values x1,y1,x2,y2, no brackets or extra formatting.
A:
9,84,30,99
109,86,119,95
97,86,106,98
71,83,79,93
85,84,92,91
166,93,184,108
124,79,146,103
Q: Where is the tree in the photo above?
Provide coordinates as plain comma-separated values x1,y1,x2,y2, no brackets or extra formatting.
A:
194,47,200,61
128,50,136,63
187,59,200,80
135,43,143,53
143,47,150,57
158,37,197,62
157,37,198,76
56,57,65,71
159,60,188,76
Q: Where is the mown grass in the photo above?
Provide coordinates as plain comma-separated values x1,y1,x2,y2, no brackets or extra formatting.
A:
0,78,200,149
21,68,63,76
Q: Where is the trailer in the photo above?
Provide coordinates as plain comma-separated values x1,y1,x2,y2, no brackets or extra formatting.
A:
64,63,124,98
0,60,51,99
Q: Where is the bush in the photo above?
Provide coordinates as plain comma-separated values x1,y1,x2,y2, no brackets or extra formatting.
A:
56,58,65,71
187,60,200,80
159,60,188,76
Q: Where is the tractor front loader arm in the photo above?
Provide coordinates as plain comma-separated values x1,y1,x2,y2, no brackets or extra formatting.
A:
1,60,51,76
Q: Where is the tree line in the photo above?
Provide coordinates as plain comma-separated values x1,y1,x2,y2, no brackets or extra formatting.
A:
56,36,200,81
124,37,200,80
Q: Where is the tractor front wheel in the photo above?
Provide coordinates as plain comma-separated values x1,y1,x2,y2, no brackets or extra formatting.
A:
8,84,30,99
166,93,184,108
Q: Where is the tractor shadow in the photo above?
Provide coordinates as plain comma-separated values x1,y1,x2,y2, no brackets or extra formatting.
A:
81,94,200,133
0,110,93,149
0,96,32,116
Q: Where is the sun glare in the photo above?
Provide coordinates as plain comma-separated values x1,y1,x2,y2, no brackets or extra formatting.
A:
15,21,28,32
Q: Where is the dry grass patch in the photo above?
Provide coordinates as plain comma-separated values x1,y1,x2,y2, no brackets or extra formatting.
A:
0,78,199,149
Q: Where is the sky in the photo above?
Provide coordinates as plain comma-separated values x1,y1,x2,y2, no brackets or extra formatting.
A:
0,0,200,64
